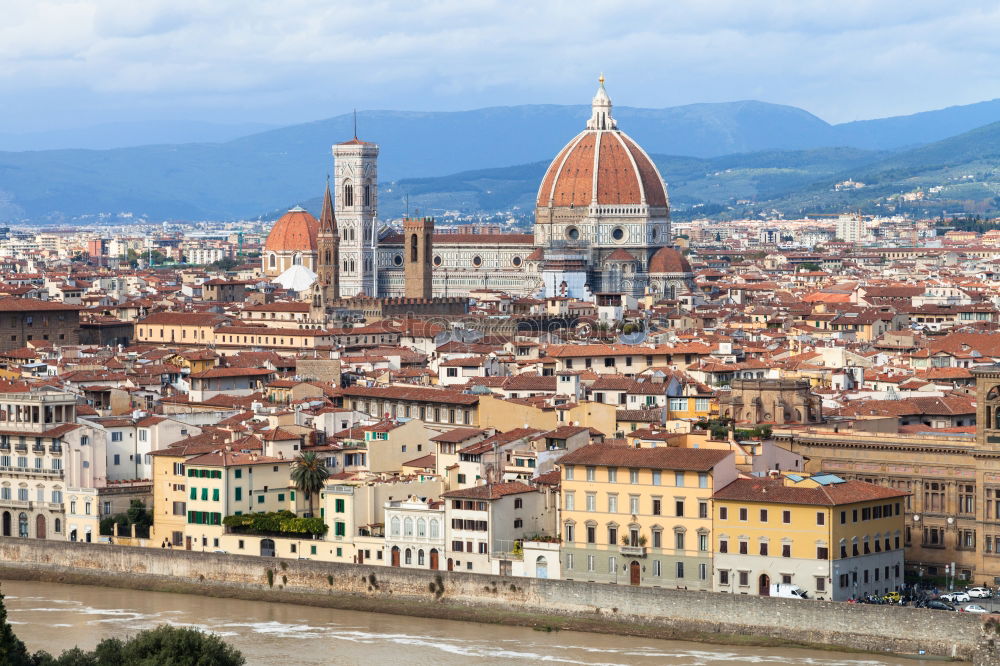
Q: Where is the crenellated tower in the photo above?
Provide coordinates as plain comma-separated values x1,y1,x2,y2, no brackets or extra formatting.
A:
404,216,434,300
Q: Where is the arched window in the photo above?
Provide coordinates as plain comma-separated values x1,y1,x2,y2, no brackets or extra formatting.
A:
268,253,276,268
54,518,61,533
293,253,302,266
18,512,28,538
429,519,440,539
364,183,371,208
417,549,425,566
344,182,354,208
417,518,426,537
404,517,413,537
404,548,412,565
410,233,418,262
390,516,400,537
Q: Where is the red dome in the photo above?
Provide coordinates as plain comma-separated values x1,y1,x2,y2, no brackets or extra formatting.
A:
648,247,691,274
536,131,668,209
265,207,319,253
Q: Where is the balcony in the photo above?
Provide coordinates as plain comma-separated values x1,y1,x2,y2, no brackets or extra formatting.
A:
49,445,62,454
31,445,45,454
620,545,647,557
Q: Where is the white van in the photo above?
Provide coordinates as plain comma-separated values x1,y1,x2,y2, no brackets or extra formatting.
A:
770,583,809,599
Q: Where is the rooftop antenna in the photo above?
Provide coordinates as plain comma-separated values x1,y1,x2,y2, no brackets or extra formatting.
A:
353,108,357,139
405,193,410,219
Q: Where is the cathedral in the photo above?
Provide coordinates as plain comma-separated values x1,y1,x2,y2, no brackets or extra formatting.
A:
262,78,696,304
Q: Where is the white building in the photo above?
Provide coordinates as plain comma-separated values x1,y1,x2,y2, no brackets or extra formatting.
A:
384,496,446,570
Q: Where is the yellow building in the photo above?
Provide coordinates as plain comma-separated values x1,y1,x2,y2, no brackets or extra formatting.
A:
712,473,907,601
135,312,229,345
558,444,738,588
150,439,294,551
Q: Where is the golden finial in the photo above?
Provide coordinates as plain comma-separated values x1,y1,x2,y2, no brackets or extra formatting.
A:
599,73,605,86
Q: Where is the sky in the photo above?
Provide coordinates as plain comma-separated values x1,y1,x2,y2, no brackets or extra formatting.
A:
3,0,1000,134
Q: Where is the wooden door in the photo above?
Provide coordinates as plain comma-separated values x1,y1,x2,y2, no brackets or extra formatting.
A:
430,549,439,570
391,547,400,567
185,536,192,551
357,550,365,565
447,558,454,572
1,511,9,537
35,514,45,539
759,574,771,596
629,560,640,586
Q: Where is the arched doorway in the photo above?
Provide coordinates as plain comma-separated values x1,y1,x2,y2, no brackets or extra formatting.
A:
390,546,400,567
18,512,28,538
1,511,10,537
260,538,276,557
759,573,771,596
35,514,45,539
430,549,439,570
629,560,641,586
536,556,548,579
447,558,454,572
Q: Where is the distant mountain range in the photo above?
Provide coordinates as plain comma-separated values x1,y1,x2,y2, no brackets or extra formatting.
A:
5,98,1000,222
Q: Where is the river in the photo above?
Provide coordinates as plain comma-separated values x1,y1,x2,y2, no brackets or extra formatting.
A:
1,579,937,665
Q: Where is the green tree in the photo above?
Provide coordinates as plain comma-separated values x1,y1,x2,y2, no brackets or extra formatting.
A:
0,587,32,666
96,625,243,666
290,451,330,517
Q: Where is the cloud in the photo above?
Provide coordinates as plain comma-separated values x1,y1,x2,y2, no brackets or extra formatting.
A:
1,0,1000,130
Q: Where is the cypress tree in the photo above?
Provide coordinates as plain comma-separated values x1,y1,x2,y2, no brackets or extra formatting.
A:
0,585,32,666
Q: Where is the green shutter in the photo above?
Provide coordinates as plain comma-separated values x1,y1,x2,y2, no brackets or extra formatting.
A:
212,488,219,502
201,488,208,501
235,487,242,501
189,487,196,500
257,495,264,504
335,499,345,513
278,493,285,502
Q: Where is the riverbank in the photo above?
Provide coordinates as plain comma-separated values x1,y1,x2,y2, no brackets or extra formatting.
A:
4,578,935,666
0,537,983,661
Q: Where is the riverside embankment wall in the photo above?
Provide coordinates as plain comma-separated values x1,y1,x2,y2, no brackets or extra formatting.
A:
0,537,986,660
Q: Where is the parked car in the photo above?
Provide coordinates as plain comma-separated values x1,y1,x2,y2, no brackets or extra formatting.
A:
968,587,993,599
884,591,901,603
962,604,990,613
941,592,971,603
925,600,957,611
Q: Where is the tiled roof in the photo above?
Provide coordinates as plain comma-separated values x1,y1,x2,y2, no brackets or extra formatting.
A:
558,444,730,471
430,427,487,443
441,481,536,500
712,477,908,506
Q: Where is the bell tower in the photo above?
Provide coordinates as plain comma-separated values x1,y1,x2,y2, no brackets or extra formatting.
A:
334,134,379,297
404,216,434,300
312,178,339,318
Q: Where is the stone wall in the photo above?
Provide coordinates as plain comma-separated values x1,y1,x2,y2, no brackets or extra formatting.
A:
0,537,981,660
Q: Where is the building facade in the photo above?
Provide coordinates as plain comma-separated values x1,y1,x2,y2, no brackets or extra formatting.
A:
557,444,737,588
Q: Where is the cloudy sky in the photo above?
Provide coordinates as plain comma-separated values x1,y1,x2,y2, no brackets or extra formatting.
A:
3,0,1000,133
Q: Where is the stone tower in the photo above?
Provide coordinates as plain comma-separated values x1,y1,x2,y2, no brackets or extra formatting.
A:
312,179,339,318
334,136,379,297
404,216,434,299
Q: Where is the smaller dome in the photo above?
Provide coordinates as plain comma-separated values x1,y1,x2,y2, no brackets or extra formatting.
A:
272,264,318,292
605,249,636,262
648,247,692,274
265,207,319,253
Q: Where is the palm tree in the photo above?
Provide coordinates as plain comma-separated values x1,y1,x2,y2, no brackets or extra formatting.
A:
291,451,330,518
